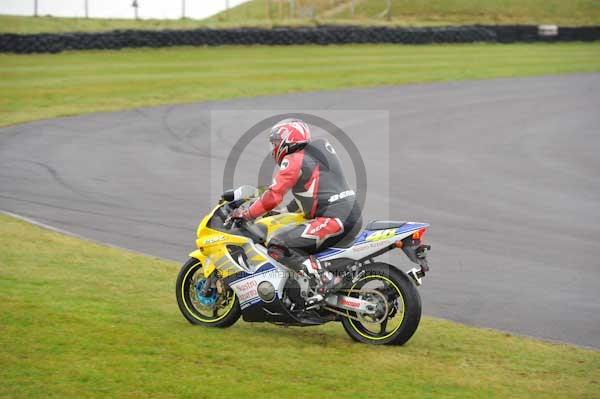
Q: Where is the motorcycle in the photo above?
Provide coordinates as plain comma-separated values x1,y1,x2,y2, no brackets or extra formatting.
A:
176,185,431,345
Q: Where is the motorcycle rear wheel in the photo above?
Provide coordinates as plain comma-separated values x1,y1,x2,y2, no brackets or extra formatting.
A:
340,262,421,345
176,258,241,327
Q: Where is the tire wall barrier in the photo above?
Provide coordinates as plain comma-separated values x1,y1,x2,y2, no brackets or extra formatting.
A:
1,25,599,54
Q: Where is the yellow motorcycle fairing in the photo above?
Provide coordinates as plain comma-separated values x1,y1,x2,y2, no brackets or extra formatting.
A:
254,212,307,243
188,203,307,279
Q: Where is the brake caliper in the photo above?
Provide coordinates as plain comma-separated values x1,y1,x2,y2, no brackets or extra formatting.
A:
195,280,218,307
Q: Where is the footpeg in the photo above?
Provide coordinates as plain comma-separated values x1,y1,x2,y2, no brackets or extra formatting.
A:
305,294,324,306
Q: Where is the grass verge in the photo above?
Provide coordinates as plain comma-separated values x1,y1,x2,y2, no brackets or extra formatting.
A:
1,42,600,127
0,15,282,34
0,213,599,398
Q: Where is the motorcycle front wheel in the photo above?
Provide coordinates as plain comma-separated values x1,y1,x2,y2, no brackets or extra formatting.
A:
340,262,422,345
175,258,241,327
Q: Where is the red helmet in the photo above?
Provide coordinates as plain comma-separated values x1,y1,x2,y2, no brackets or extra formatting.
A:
269,118,311,165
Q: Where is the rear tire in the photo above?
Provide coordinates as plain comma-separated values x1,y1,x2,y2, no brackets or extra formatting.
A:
340,262,421,345
175,258,241,327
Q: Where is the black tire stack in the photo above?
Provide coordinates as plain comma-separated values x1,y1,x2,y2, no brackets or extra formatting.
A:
1,25,599,54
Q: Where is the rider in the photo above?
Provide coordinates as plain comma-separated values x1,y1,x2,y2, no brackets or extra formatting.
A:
228,118,362,300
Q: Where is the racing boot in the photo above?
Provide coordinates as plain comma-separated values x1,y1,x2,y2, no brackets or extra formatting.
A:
267,245,342,304
301,256,343,304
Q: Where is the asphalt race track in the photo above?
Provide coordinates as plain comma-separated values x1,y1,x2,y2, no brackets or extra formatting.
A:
1,74,599,348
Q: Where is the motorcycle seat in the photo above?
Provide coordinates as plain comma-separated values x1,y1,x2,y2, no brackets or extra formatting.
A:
332,233,358,248
365,220,406,230
329,221,363,249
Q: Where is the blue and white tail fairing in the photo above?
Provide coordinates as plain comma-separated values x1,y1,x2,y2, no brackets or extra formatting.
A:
317,221,429,262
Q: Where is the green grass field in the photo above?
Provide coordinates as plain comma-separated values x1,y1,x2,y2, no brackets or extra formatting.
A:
1,214,598,398
1,42,600,127
1,0,599,34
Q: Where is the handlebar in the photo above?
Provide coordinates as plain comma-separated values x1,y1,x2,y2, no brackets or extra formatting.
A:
219,203,265,244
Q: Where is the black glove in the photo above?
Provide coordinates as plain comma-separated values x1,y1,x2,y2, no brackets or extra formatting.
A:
224,208,249,228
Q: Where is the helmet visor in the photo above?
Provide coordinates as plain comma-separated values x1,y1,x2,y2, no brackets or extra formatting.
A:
269,133,282,152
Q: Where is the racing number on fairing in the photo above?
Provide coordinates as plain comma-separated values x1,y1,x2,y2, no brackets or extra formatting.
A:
366,229,396,242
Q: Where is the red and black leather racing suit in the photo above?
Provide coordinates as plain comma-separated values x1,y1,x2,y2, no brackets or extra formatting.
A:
246,139,362,272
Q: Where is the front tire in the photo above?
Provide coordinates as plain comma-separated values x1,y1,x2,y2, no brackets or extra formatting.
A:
340,262,421,345
175,258,241,327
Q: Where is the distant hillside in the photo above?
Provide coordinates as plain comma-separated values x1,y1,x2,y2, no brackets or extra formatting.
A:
209,0,600,26
1,0,598,34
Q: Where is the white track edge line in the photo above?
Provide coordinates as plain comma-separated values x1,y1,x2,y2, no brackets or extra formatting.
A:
0,209,171,261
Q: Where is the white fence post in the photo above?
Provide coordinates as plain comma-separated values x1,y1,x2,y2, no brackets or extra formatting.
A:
132,0,139,20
